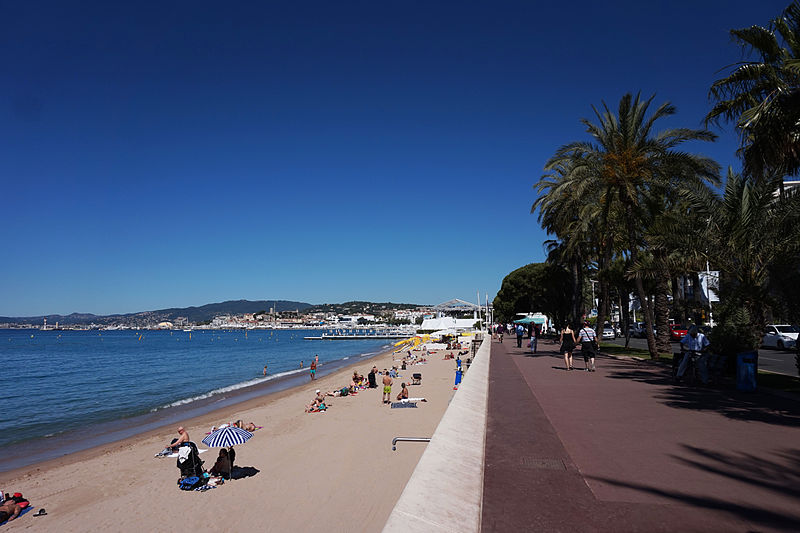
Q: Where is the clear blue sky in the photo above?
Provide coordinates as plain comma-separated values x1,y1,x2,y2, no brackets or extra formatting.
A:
1,0,788,316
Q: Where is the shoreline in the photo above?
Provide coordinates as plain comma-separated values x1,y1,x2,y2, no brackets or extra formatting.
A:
0,342,460,532
0,345,397,481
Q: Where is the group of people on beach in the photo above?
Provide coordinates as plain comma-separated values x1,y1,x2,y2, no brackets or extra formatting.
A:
304,363,421,412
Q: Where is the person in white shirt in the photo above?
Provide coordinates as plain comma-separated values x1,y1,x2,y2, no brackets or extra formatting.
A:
578,322,598,372
677,325,711,384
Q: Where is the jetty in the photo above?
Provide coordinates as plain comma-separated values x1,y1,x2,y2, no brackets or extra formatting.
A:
304,328,413,340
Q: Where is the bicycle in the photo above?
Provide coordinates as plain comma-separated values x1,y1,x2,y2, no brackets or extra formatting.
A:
673,349,704,386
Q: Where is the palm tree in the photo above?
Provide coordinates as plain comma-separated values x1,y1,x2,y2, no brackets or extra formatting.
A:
685,169,800,346
707,1,800,180
540,93,718,358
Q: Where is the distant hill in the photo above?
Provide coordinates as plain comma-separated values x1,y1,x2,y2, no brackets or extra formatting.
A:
0,299,312,326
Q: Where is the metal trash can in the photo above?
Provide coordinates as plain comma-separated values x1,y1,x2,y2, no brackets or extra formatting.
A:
736,351,758,392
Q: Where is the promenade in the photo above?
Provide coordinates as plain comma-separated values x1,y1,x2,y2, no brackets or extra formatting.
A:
481,337,800,532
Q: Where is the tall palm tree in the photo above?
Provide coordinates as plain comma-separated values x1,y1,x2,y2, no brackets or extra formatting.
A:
707,1,800,180
540,93,718,358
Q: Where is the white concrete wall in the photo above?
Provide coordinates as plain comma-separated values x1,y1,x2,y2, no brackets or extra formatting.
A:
383,336,490,533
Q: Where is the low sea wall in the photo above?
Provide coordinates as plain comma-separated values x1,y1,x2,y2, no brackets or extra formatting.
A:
383,335,490,532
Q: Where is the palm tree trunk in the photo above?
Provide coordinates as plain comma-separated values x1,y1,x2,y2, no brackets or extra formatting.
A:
654,275,672,354
619,292,631,348
624,202,658,358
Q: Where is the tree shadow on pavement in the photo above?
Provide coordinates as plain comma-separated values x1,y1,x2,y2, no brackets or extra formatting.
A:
584,473,800,531
671,445,800,499
601,358,800,427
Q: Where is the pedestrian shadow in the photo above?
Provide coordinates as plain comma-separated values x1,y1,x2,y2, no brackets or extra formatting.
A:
600,358,800,427
585,445,800,530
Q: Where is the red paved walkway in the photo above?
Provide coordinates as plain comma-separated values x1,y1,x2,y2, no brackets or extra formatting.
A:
481,337,800,532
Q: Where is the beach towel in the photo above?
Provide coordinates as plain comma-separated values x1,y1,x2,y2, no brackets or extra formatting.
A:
390,402,417,408
156,448,208,458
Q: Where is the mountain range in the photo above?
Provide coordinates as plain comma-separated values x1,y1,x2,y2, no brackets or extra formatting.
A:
0,300,312,326
0,300,425,326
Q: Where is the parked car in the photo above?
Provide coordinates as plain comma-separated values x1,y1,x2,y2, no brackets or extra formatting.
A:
761,324,799,350
602,326,615,340
669,324,689,341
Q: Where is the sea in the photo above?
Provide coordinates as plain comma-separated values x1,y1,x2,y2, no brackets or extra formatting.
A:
0,328,390,472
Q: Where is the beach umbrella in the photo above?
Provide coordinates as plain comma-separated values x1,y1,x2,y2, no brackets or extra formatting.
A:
202,426,254,448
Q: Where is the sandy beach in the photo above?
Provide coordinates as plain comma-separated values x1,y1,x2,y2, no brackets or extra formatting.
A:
0,346,464,532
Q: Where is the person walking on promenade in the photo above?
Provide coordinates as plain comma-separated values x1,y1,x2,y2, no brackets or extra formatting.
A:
578,322,598,372
496,323,504,343
515,323,525,348
560,323,577,370
529,326,538,354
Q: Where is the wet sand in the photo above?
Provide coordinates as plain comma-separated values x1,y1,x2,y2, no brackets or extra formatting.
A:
0,346,462,532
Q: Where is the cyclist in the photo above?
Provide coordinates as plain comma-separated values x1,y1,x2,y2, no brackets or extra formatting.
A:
677,325,710,384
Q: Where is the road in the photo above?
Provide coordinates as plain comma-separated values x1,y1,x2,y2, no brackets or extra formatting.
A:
606,336,798,376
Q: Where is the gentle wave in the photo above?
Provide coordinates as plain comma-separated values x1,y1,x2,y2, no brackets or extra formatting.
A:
152,367,307,411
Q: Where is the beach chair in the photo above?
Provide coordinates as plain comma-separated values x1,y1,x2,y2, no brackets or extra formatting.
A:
412,373,422,385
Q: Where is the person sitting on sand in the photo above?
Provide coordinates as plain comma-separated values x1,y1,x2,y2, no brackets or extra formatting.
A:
0,500,21,523
396,382,409,401
305,389,327,412
167,426,190,451
209,448,232,479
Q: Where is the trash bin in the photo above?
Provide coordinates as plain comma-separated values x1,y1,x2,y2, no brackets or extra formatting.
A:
454,369,462,386
736,351,758,392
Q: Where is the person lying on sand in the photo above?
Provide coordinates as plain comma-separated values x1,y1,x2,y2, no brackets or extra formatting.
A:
232,420,258,432
0,500,21,522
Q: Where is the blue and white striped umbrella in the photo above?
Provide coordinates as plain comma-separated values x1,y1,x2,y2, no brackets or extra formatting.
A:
202,426,254,448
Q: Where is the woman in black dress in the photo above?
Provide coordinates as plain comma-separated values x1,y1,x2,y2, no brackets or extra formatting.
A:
560,323,577,371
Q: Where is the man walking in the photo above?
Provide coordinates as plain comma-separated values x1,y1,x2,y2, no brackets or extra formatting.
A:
516,323,525,348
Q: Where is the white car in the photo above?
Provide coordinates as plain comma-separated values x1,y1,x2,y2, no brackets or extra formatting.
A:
602,327,615,340
761,324,799,350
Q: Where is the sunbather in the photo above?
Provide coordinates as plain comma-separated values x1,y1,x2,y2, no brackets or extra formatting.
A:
166,426,190,451
396,382,409,401
305,390,327,412
0,500,21,522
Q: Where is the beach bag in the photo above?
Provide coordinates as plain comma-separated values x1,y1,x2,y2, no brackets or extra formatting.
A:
340,387,349,396
178,476,205,491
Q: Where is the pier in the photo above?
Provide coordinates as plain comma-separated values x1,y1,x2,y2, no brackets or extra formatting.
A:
304,328,414,340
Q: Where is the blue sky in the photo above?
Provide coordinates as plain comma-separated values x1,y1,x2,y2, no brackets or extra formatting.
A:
1,0,789,316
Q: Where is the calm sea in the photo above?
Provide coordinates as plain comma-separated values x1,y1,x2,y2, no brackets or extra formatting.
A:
0,328,389,471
